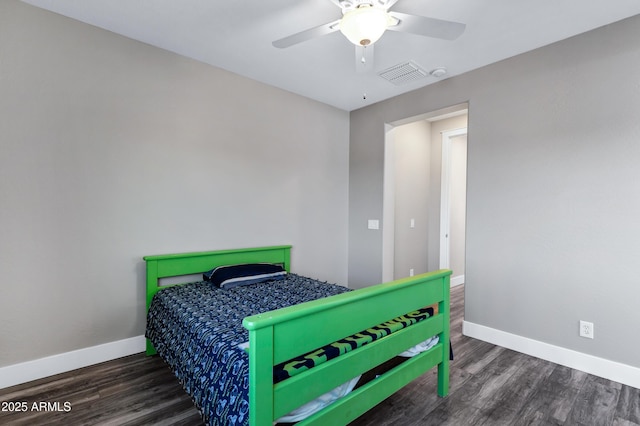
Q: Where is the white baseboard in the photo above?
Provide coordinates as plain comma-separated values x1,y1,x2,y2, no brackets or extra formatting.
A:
8,324,639,391
0,335,146,390
451,274,465,287
463,321,640,389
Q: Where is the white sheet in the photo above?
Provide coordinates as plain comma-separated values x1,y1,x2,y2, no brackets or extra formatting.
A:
275,375,361,423
399,335,440,357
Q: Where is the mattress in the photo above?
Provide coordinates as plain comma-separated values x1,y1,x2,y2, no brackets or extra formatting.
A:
145,274,350,426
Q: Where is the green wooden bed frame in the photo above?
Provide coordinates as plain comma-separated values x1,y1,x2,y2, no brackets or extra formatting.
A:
144,245,451,426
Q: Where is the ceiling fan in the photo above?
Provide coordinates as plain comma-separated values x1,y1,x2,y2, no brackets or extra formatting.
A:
272,0,466,72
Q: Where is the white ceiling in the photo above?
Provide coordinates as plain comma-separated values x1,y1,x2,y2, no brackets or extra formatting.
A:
21,0,640,111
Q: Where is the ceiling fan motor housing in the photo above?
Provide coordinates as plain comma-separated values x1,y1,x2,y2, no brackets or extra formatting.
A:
339,3,391,46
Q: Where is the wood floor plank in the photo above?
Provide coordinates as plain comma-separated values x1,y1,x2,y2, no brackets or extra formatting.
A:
453,338,504,375
612,418,640,426
0,354,202,426
478,355,557,424
416,395,487,426
616,385,640,424
514,364,589,425
566,375,621,426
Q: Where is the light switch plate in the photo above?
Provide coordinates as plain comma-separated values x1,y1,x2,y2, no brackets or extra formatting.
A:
367,219,380,230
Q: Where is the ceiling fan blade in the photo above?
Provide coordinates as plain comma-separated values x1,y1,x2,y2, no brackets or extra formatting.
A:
387,12,466,41
272,19,341,48
355,44,374,73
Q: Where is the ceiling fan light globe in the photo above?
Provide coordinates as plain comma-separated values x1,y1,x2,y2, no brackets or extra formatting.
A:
339,6,389,46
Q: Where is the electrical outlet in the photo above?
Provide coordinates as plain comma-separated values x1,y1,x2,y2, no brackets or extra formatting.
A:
409,268,414,276
579,320,594,339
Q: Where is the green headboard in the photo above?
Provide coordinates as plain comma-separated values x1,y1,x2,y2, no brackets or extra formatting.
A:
144,245,292,309
143,245,292,355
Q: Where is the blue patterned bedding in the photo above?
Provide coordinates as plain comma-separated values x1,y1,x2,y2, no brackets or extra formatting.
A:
145,274,350,426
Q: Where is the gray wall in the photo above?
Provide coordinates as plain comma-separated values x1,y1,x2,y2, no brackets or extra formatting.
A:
349,15,640,367
0,1,349,368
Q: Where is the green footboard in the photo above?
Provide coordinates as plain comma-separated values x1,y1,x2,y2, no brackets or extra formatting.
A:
243,269,451,426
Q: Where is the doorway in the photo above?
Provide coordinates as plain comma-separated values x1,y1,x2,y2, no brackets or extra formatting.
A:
382,104,468,285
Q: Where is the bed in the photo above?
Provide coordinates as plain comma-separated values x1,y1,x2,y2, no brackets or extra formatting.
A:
145,245,451,425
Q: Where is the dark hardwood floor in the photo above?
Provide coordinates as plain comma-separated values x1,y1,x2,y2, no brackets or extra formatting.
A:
1,285,638,425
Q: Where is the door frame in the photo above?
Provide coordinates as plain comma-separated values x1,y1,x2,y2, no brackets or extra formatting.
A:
381,104,468,284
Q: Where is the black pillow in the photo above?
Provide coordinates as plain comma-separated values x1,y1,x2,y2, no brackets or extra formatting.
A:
203,263,286,289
